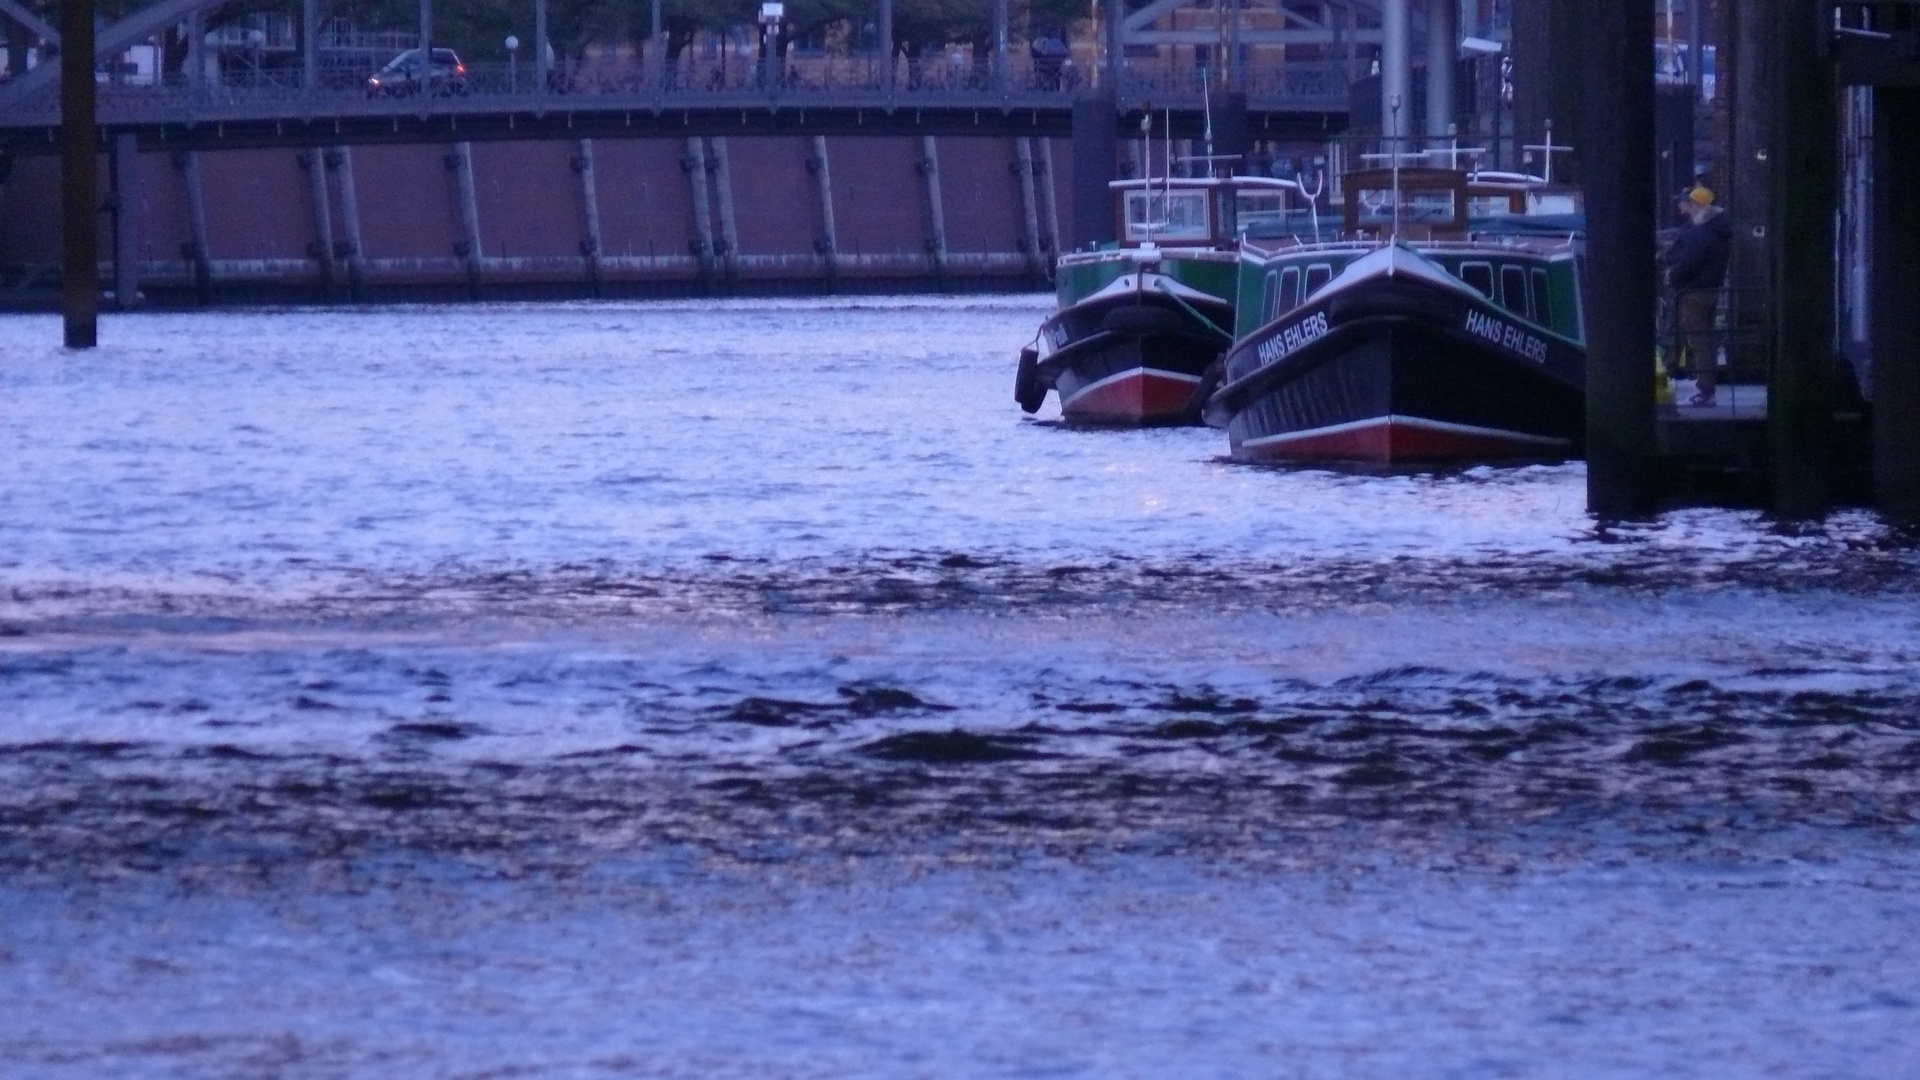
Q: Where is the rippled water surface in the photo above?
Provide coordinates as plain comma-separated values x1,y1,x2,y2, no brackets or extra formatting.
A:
3,299,1918,1078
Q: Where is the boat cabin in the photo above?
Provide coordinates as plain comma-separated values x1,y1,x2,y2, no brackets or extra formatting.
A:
1341,168,1584,239
1110,177,1309,248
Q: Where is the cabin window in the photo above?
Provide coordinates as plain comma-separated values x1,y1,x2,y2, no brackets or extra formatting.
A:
1304,264,1333,298
1278,267,1302,311
1124,189,1211,242
1531,268,1554,327
1353,187,1455,228
1500,265,1530,319
1459,262,1495,299
1236,191,1290,233
1467,194,1518,218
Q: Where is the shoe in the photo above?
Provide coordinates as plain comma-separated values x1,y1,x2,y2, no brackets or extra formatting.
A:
1686,391,1717,407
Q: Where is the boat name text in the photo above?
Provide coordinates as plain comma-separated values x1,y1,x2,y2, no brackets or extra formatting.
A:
1257,311,1331,366
1462,309,1549,364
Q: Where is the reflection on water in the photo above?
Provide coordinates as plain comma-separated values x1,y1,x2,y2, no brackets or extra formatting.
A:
3,300,1918,1078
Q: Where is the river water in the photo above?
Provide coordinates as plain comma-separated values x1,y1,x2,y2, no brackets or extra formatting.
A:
3,297,1918,1078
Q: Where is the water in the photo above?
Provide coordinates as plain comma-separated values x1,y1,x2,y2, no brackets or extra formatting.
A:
3,299,1918,1078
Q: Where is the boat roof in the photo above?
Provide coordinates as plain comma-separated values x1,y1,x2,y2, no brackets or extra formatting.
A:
1108,175,1309,195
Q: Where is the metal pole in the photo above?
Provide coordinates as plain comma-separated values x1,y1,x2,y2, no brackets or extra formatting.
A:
1579,0,1659,515
1425,0,1457,146
878,0,892,94
1382,0,1411,144
61,0,97,348
535,0,549,96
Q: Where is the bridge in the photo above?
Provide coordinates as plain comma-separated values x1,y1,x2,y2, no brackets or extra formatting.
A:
0,0,1443,151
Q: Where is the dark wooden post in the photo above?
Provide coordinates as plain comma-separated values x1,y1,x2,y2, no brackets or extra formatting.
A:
1767,0,1835,518
1510,0,1583,177
61,0,97,348
1726,0,1775,384
1873,87,1920,525
1579,0,1658,516
1071,92,1118,252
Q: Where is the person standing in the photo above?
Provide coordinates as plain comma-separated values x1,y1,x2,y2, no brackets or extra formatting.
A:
1663,185,1735,406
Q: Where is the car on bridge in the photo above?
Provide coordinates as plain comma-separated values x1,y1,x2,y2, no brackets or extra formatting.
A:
366,48,469,97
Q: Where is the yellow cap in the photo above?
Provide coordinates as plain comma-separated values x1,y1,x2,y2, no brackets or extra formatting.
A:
1686,186,1714,206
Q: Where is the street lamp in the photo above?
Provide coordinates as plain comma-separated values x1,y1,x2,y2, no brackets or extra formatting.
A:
505,34,519,92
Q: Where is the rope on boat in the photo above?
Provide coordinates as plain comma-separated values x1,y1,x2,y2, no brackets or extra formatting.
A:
1153,280,1233,341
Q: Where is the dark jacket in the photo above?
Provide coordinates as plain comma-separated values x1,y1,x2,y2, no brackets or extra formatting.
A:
1664,210,1734,290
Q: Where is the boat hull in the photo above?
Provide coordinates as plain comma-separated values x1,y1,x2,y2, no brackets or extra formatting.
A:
1210,277,1585,464
1025,257,1235,426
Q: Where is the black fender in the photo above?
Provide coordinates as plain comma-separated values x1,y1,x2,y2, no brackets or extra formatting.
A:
1014,347,1047,413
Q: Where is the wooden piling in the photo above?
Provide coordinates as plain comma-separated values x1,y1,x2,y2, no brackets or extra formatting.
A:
111,133,138,310
574,139,603,296
450,142,484,299
1071,93,1118,252
684,137,716,288
1577,0,1659,516
1766,0,1836,518
710,137,741,289
60,0,97,347
1873,87,1920,525
329,146,366,302
302,148,337,300
1015,138,1046,285
808,136,839,286
181,151,213,305
919,135,949,290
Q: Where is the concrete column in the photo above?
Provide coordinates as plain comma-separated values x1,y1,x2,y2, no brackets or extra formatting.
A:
329,146,366,301
1071,93,1118,251
919,135,949,288
684,137,716,285
181,150,213,305
808,136,839,283
1381,0,1412,145
1425,0,1457,145
1578,0,1658,516
710,137,740,286
1874,88,1920,524
575,139,602,295
1215,91,1249,173
1105,0,1123,94
1015,137,1046,284
60,0,96,346
1767,0,1835,518
111,133,138,310
301,147,336,298
449,142,483,298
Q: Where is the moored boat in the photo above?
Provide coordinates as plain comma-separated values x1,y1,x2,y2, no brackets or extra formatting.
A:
1203,166,1588,463
1015,174,1312,426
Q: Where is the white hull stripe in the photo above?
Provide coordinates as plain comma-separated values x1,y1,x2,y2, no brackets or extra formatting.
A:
1243,413,1574,449
1062,366,1203,408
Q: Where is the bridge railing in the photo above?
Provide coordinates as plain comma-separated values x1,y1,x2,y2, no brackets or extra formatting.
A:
1,56,1350,128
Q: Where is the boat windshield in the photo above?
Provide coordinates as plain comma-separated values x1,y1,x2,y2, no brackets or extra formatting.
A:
1235,190,1290,233
1124,189,1210,243
1354,186,1457,227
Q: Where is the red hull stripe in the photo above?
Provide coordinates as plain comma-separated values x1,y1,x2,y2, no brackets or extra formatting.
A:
1061,367,1203,424
1240,415,1573,463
